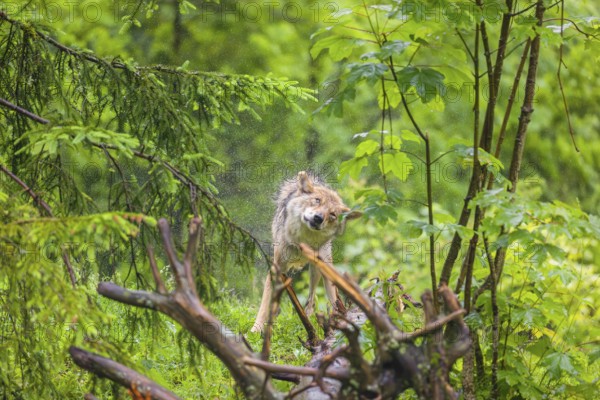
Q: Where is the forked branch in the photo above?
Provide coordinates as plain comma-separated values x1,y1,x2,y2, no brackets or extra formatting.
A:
81,217,283,400
299,242,471,399
299,243,397,335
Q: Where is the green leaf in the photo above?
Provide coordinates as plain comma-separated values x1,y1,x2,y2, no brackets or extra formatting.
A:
396,66,445,103
364,203,397,225
315,87,356,117
378,81,401,109
311,35,355,61
406,220,440,236
464,311,484,330
347,63,388,85
179,0,197,14
378,152,413,181
588,347,600,364
355,139,380,157
119,20,133,35
382,134,401,149
453,144,504,172
512,307,544,328
399,221,424,238
538,26,564,47
378,40,411,59
339,157,368,180
526,335,552,357
354,187,386,203
543,352,576,379
446,223,474,240
400,129,422,143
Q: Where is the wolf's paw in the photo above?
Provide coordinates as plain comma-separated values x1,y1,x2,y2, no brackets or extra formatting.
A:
305,301,315,316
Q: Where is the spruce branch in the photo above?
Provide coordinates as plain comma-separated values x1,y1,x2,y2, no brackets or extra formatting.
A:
282,273,319,347
98,142,271,267
0,163,77,287
0,97,50,124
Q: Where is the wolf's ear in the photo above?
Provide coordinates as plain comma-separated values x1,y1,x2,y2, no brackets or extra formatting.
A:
340,207,362,222
337,208,362,235
345,210,363,221
297,171,314,193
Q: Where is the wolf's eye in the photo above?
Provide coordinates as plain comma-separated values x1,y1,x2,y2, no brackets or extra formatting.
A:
314,198,321,205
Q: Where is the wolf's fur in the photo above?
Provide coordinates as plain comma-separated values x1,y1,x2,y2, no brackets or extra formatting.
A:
251,171,361,333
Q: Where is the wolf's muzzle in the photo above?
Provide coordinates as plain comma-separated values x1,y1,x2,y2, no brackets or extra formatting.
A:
305,213,324,230
313,213,324,225
310,214,324,230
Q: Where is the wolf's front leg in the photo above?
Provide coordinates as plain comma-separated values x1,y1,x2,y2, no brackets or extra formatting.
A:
305,265,322,316
320,242,339,312
324,277,339,310
251,274,273,333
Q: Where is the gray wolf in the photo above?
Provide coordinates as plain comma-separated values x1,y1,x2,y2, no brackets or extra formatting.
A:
251,171,361,333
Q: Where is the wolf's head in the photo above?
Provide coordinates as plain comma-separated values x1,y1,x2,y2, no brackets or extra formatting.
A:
293,171,361,236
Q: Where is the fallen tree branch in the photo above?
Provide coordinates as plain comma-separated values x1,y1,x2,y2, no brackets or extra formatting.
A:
299,242,471,399
243,357,350,381
89,217,283,400
298,243,397,335
73,218,472,399
69,346,181,400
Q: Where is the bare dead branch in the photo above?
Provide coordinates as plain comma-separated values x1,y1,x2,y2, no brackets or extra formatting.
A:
79,218,471,399
283,274,319,347
299,243,397,335
91,218,282,400
333,317,374,389
285,382,318,400
183,217,202,283
97,282,164,310
157,219,185,280
404,309,466,341
243,357,350,382
147,246,167,294
70,346,181,400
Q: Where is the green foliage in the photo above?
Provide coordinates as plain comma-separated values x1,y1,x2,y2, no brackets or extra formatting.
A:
0,192,147,397
1,1,314,397
311,1,600,399
1,0,600,398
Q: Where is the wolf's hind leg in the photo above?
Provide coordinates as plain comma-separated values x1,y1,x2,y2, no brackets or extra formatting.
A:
251,274,273,333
